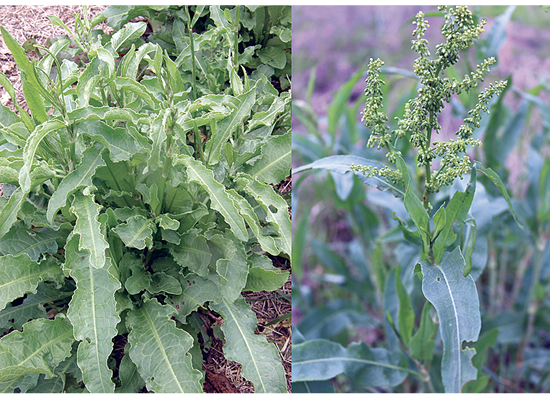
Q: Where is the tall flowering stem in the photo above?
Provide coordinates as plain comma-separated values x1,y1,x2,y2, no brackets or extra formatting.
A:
353,6,507,210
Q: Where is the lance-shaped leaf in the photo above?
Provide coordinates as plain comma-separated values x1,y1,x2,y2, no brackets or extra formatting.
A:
110,22,147,52
0,221,61,261
68,106,150,126
211,296,287,393
63,234,121,393
0,188,27,240
205,85,256,166
240,177,291,256
409,301,436,361
292,339,408,387
180,155,248,241
0,254,64,312
293,155,404,196
244,132,291,185
19,120,65,193
126,298,203,393
71,194,108,270
47,144,105,224
433,167,476,263
420,247,481,393
0,316,74,382
112,215,155,250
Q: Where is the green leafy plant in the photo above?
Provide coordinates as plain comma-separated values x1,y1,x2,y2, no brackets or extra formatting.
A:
101,5,291,91
0,5,290,393
293,6,526,393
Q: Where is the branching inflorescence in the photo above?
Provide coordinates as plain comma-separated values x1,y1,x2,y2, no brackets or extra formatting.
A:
351,6,507,208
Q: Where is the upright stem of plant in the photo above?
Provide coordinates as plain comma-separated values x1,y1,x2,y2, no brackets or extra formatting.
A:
487,233,497,316
186,6,197,102
233,6,240,70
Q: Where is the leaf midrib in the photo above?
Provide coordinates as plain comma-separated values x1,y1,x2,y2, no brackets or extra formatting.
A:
142,306,184,393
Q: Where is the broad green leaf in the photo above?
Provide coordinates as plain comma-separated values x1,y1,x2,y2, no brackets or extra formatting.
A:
124,261,152,295
0,188,27,240
245,132,290,184
0,254,64,312
112,215,155,250
292,339,408,387
226,189,279,255
244,254,289,292
433,168,476,263
147,272,182,295
211,296,287,393
110,22,147,52
180,155,248,241
63,234,120,393
395,264,414,348
0,221,60,261
420,247,481,393
409,301,436,361
164,53,185,94
19,120,66,193
167,274,219,320
115,354,145,393
210,232,248,302
79,121,144,163
71,194,108,270
240,176,291,256
293,155,403,196
126,299,203,393
257,46,286,69
0,317,73,381
0,373,39,393
170,229,211,277
474,161,524,231
47,145,105,224
205,86,256,166
0,283,72,331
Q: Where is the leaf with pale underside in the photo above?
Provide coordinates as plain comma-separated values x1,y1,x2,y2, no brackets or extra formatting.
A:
71,194,108,270
211,296,287,393
112,215,155,250
47,144,105,225
245,132,291,185
126,298,203,393
63,234,121,393
0,221,61,261
0,254,64,313
420,247,481,393
0,316,74,382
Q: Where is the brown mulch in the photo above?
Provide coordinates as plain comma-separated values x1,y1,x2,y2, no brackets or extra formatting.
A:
0,5,292,394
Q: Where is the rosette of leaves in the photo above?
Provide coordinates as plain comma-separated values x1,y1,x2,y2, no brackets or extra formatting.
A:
293,6,522,393
0,7,290,393
100,5,291,92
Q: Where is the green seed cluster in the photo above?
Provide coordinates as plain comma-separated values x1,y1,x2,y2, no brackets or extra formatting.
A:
358,5,507,194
